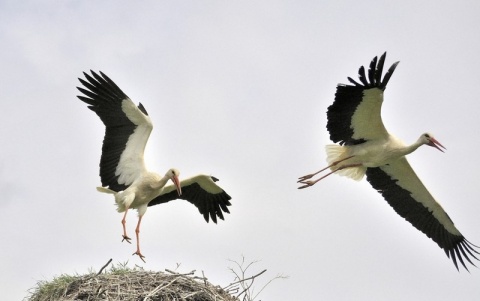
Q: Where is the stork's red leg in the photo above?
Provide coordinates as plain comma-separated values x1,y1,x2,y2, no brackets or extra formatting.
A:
298,155,355,182
132,214,146,263
298,162,362,189
121,208,132,244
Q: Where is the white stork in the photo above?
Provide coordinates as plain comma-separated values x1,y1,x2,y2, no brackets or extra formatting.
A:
77,71,232,262
298,52,479,270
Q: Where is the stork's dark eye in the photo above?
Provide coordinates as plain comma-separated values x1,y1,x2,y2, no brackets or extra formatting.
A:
424,134,430,138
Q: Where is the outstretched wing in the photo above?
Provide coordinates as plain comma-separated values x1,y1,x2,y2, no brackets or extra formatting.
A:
77,71,152,191
327,52,399,145
149,175,232,223
366,157,479,271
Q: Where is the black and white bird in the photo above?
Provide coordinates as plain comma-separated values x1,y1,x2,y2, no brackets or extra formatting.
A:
298,52,479,270
77,71,232,261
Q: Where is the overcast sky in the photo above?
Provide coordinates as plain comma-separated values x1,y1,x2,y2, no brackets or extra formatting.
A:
1,1,480,300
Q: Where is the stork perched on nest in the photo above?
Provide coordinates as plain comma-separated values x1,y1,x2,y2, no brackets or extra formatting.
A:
77,70,232,261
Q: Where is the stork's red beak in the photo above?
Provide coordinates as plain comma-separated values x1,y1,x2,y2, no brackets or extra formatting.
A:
172,175,182,196
428,137,446,153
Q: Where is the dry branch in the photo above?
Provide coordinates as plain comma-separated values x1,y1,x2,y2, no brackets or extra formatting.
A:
96,258,113,275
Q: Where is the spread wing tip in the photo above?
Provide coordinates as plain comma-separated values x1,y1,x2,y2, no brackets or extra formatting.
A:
446,239,480,271
339,52,398,90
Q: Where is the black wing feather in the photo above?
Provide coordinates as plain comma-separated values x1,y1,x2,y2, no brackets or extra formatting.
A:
347,77,362,86
380,61,400,90
357,66,369,86
368,56,377,85
375,52,386,85
148,176,232,224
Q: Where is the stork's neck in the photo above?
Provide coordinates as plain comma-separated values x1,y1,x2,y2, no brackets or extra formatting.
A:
150,174,171,191
402,139,424,156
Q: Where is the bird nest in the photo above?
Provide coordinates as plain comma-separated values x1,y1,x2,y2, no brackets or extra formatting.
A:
27,263,238,301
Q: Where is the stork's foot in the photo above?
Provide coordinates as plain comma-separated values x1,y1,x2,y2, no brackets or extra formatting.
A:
298,174,315,182
298,180,315,189
122,235,132,244
133,250,146,263
297,175,313,183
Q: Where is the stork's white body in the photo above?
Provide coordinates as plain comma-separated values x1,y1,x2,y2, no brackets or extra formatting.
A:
97,171,167,215
330,134,403,166
299,53,478,270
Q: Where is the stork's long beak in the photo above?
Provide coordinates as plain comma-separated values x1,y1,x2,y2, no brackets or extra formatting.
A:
429,137,446,153
172,175,182,196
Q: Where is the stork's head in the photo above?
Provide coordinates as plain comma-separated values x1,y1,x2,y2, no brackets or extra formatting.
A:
420,133,446,152
166,168,182,196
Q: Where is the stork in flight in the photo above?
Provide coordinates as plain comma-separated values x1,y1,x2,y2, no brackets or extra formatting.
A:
77,71,232,262
298,52,479,270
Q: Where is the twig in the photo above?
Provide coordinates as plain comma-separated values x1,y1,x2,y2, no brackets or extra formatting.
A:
224,285,239,294
143,276,181,301
165,269,196,276
202,270,208,286
96,258,113,275
223,269,266,289
251,273,288,300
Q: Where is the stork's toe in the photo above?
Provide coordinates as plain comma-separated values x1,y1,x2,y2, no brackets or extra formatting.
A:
133,250,146,263
122,235,132,244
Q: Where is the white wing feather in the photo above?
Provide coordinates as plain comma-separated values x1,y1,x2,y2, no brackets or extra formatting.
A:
115,98,153,186
351,88,389,141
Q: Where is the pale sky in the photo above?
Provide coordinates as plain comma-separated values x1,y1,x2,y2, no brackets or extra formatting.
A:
1,1,480,300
